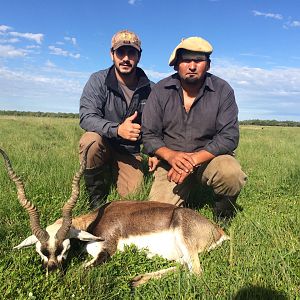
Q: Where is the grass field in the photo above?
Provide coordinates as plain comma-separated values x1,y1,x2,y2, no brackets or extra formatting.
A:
0,116,299,300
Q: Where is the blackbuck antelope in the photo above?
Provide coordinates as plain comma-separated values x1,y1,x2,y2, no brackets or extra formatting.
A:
0,145,229,286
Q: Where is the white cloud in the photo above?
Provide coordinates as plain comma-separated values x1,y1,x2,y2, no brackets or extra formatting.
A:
64,36,77,45
45,60,56,68
9,31,44,44
284,19,300,29
0,38,20,43
0,25,12,33
252,10,283,20
26,45,41,49
0,65,87,112
128,0,137,4
252,10,300,30
211,61,300,120
0,45,28,57
212,62,300,98
240,53,271,59
144,69,172,81
290,20,300,27
49,45,80,58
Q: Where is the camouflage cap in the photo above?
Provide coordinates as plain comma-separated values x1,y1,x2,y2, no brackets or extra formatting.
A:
111,30,141,52
169,36,213,66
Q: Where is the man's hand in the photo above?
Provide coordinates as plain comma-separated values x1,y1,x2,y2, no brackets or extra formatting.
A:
167,167,191,184
117,111,141,141
148,156,160,172
155,147,215,184
166,151,195,174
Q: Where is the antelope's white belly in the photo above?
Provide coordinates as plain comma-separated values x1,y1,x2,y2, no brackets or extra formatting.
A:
117,230,183,261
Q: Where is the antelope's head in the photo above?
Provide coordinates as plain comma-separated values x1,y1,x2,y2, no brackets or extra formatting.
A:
0,142,100,272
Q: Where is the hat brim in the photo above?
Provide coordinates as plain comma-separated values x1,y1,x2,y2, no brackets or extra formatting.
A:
112,42,141,51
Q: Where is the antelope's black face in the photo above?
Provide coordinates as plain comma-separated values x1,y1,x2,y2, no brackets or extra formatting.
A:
36,238,71,271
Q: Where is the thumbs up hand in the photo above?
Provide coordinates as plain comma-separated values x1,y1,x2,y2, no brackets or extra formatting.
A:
117,111,141,141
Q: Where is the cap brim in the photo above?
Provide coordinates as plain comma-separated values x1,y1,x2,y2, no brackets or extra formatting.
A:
112,42,141,51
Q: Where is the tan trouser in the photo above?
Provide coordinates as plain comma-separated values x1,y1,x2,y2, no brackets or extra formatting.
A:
79,132,143,198
149,155,247,206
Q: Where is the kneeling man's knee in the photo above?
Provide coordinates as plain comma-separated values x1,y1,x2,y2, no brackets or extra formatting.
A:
207,155,247,196
79,132,107,168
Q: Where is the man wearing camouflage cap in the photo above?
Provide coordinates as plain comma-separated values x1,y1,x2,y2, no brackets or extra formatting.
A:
142,36,247,221
79,30,153,208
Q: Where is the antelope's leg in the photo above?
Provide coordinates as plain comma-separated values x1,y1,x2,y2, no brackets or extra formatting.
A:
84,241,109,268
131,266,178,287
175,240,202,275
189,251,202,274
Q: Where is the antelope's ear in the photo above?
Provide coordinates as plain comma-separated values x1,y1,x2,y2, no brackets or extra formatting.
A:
68,228,104,242
13,235,38,249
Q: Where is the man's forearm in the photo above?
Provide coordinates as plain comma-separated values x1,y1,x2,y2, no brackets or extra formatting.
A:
80,113,119,139
154,147,177,162
191,150,215,166
156,147,215,165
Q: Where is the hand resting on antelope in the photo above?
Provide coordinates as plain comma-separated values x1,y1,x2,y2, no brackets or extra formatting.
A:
0,143,229,286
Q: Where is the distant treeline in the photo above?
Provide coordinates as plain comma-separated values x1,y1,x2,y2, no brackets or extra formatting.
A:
239,119,300,127
0,110,299,127
0,110,79,118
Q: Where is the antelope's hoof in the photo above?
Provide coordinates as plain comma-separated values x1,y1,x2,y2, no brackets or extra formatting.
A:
83,260,95,268
130,274,150,287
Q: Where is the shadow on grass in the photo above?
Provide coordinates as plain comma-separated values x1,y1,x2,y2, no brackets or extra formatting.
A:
233,286,288,300
186,182,215,210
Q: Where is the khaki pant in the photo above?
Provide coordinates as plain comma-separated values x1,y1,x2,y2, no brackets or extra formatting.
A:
149,155,247,206
79,132,143,198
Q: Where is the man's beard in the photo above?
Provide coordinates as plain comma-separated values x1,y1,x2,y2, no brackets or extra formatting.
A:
182,76,200,84
115,63,135,75
179,73,206,85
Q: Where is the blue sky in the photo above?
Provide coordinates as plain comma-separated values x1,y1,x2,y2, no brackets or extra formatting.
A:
0,0,300,121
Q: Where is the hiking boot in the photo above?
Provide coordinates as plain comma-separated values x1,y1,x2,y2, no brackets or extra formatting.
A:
213,194,238,223
84,167,110,209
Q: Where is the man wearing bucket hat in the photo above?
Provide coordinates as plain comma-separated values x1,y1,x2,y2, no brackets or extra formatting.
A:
142,36,247,221
79,30,153,208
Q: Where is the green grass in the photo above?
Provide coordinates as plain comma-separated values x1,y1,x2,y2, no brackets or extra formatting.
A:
0,116,299,300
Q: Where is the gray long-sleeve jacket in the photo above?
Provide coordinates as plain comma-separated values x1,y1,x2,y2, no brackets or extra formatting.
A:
80,66,152,154
142,73,239,156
